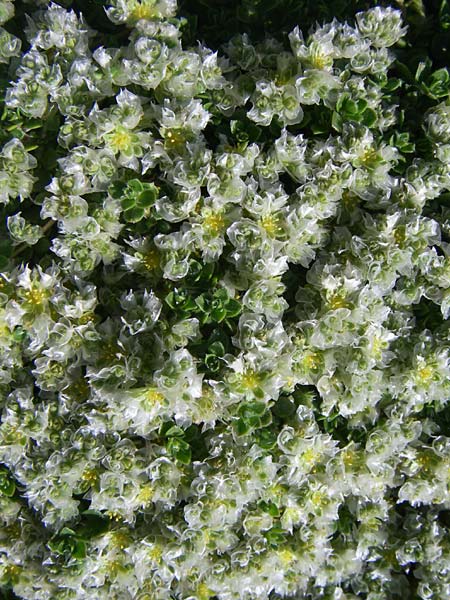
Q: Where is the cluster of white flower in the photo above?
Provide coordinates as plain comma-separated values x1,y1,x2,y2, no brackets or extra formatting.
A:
0,1,450,599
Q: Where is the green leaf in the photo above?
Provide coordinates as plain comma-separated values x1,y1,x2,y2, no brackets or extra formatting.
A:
108,181,126,199
205,353,221,371
121,196,135,210
0,475,15,497
254,428,277,449
360,107,377,128
194,294,209,313
72,540,87,560
210,306,227,322
239,401,267,420
258,500,280,517
235,418,250,436
331,111,343,132
272,396,296,419
167,437,191,464
225,298,242,318
382,78,402,92
208,341,225,357
137,187,158,207
265,526,286,546
123,206,145,223
165,425,185,438
426,68,450,98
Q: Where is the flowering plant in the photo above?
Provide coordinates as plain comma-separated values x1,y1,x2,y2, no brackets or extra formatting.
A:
0,0,450,598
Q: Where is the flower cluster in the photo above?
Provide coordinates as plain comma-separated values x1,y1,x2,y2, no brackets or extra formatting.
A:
0,1,450,599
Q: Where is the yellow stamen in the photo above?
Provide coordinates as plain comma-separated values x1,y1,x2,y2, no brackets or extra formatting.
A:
81,469,98,484
23,287,48,306
143,389,164,406
327,293,349,310
241,369,260,390
303,352,320,370
417,366,433,383
137,485,154,506
141,249,160,271
203,212,225,235
148,545,163,562
131,1,157,21
108,129,133,153
260,214,281,237
302,448,317,465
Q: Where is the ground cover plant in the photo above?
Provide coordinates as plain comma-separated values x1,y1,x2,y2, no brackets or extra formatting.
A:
0,0,450,598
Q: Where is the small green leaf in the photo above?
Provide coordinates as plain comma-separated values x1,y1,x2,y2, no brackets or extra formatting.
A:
109,181,126,199
121,196,135,210
272,396,296,419
331,111,343,132
255,428,277,449
208,341,225,357
0,476,15,497
124,207,145,223
205,353,221,371
167,437,191,464
210,306,227,322
225,299,242,318
137,186,158,207
258,500,280,517
239,401,267,419
360,108,377,128
265,526,286,546
235,418,250,436
383,78,402,92
72,540,87,559
165,425,185,438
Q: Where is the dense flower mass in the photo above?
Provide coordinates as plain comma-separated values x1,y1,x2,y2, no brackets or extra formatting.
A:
0,0,450,598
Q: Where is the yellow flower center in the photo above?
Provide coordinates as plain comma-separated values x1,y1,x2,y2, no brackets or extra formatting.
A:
393,226,406,245
101,342,120,362
241,369,260,390
111,531,131,550
108,128,133,152
203,212,225,235
370,337,384,360
311,491,325,506
107,560,125,576
141,249,160,271
107,510,122,522
310,51,331,70
2,425,26,445
359,147,377,166
415,453,435,476
303,352,320,370
277,548,296,565
23,287,48,306
197,583,213,600
81,469,98,484
341,190,358,208
260,214,281,237
302,448,317,464
148,545,163,562
164,129,186,149
417,365,433,383
327,293,349,310
342,449,356,467
137,485,154,506
4,565,21,581
0,316,9,338
131,2,157,21
143,389,164,407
